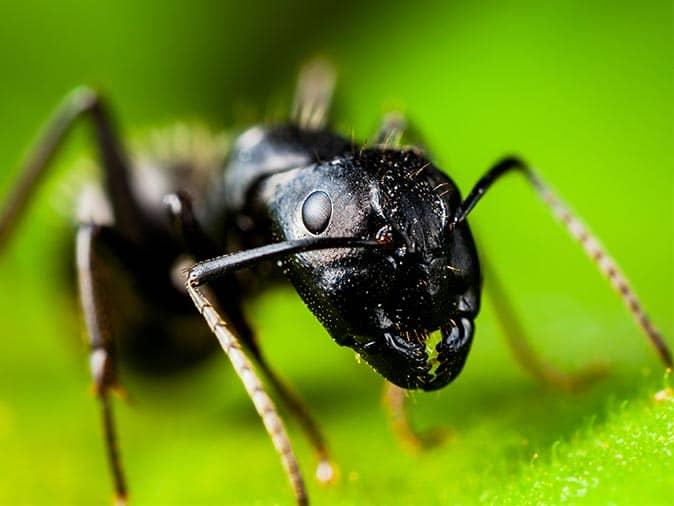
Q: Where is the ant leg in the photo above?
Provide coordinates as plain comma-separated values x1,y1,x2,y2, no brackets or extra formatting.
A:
185,281,308,506
163,191,256,342
372,112,429,153
253,355,336,484
291,58,336,130
165,191,336,483
483,261,606,391
163,191,218,259
76,223,128,505
185,238,378,505
0,87,145,249
382,382,447,451
452,157,672,369
374,112,407,147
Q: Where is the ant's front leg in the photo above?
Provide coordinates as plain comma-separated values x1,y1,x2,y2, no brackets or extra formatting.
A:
185,276,308,505
185,237,377,505
166,191,337,484
382,382,447,452
76,223,128,506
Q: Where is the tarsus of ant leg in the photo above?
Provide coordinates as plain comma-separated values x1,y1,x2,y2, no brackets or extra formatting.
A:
100,395,128,506
186,282,308,506
453,158,671,368
77,224,128,505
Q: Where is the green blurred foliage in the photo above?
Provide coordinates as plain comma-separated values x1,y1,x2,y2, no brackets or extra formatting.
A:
0,1,672,505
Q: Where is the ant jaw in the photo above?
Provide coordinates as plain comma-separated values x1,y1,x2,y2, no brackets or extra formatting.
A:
346,317,475,391
420,318,475,391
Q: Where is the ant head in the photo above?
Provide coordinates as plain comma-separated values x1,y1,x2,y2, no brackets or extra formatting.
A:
259,148,481,390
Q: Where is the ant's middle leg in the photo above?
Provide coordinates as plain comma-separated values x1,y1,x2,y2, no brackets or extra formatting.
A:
165,191,337,484
382,382,447,452
483,260,607,391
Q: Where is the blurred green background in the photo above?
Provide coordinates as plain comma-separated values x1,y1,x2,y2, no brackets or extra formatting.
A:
0,0,672,505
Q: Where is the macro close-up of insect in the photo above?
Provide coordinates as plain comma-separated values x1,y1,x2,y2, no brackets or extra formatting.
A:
0,56,671,506
0,2,672,506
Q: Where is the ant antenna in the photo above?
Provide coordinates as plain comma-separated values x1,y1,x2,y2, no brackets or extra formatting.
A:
450,157,672,368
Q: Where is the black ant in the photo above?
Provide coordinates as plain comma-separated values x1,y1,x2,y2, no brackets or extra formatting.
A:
0,60,670,506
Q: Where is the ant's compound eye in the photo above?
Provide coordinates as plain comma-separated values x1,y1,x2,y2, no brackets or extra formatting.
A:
302,191,332,235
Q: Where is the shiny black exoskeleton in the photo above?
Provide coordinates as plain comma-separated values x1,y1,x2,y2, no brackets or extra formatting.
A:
220,125,480,390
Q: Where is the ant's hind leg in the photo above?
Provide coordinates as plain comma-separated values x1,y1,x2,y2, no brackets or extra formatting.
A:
383,382,447,452
0,87,145,250
76,223,128,505
484,262,607,391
